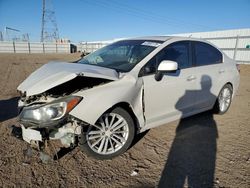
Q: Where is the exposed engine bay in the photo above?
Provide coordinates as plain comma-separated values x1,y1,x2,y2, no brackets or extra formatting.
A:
19,76,111,105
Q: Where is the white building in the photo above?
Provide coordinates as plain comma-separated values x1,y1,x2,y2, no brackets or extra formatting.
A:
78,28,250,64
172,28,250,64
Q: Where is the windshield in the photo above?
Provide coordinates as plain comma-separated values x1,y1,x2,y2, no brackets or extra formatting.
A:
78,40,162,72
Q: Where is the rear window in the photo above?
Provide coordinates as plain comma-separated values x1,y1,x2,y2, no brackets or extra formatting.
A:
194,41,222,66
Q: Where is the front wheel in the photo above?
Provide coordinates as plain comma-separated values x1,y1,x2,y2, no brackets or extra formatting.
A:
81,107,135,160
213,84,233,114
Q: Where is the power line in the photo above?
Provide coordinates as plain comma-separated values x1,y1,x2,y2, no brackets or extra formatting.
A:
81,0,213,31
107,0,213,30
81,0,181,28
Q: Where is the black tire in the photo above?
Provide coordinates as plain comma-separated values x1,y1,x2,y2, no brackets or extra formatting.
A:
213,84,233,115
80,107,135,160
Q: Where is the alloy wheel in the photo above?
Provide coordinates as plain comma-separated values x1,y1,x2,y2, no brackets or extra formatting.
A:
218,87,232,112
86,113,129,155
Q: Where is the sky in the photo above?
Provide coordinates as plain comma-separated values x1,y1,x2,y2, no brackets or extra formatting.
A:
0,0,250,42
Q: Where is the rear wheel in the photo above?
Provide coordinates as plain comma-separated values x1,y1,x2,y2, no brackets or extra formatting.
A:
81,107,135,160
213,84,233,114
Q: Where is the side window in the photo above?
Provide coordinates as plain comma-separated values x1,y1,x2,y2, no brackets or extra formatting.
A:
159,41,190,69
141,41,190,76
194,42,222,66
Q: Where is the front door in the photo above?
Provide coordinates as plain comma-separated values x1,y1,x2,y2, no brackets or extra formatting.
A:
141,41,197,128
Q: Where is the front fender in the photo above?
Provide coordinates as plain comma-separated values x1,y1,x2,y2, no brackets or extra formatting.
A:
69,75,145,128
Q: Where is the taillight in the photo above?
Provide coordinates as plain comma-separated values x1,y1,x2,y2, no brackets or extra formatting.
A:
236,64,240,73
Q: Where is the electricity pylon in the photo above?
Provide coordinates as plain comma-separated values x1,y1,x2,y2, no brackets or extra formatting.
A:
40,0,59,42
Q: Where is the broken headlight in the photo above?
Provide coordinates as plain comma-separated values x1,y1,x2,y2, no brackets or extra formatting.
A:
19,96,82,126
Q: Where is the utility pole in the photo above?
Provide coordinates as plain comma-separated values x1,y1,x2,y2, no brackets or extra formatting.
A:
0,31,3,41
5,27,20,41
22,33,30,42
41,0,45,42
40,0,59,42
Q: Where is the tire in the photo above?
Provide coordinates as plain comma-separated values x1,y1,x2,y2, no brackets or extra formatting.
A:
80,107,135,160
213,84,233,115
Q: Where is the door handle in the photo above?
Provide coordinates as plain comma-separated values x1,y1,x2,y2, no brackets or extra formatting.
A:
187,75,196,81
219,69,225,74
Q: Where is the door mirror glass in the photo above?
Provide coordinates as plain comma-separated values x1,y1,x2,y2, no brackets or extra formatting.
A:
157,60,178,72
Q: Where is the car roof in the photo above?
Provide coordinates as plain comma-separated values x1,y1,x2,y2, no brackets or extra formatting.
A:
131,36,172,41
128,36,207,42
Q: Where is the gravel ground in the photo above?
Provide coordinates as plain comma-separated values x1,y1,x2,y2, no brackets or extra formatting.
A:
0,53,249,188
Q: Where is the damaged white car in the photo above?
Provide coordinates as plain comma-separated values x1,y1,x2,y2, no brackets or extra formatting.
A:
16,36,240,159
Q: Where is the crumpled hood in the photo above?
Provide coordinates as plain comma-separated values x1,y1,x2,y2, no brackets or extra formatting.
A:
18,61,119,96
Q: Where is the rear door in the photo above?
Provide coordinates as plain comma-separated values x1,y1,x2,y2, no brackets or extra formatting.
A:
191,41,224,109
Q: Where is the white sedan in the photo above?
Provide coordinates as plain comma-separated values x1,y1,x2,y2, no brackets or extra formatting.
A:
17,36,240,159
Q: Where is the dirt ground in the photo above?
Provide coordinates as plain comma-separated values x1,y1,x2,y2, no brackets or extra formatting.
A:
0,53,249,188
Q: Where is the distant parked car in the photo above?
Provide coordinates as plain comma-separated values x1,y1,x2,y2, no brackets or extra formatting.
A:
16,36,240,159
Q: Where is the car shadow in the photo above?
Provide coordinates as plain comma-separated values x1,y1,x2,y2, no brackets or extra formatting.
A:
130,129,150,149
53,147,76,160
158,75,218,188
0,97,19,122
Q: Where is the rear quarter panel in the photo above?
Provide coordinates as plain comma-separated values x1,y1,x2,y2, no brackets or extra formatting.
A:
222,55,240,98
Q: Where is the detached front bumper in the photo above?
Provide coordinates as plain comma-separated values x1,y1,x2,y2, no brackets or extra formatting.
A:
12,124,45,150
13,120,82,151
21,125,42,143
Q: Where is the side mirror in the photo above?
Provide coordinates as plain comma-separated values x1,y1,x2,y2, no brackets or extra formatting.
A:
155,60,178,81
157,60,178,72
